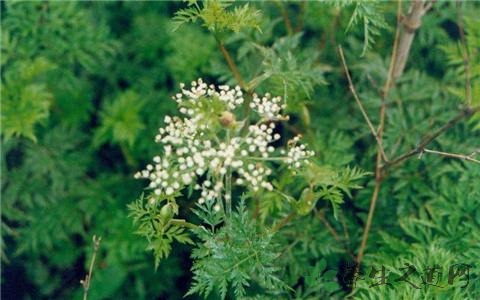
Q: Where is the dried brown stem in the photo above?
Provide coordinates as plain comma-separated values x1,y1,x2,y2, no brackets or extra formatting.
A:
384,106,480,168
338,46,389,162
392,0,432,80
422,148,480,164
356,175,382,266
356,0,403,267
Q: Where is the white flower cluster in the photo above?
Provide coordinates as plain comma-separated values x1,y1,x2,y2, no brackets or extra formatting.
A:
250,93,286,119
135,79,314,205
174,79,244,112
285,135,315,169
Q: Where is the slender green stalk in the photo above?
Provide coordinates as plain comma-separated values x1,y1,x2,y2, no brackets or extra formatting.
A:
226,167,232,217
81,235,102,300
225,129,232,218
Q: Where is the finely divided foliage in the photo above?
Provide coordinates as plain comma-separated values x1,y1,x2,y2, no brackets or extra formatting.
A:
2,1,479,299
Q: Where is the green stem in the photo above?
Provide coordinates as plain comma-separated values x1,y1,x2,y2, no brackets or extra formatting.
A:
215,35,247,91
225,129,232,217
226,167,232,217
169,219,198,229
245,156,288,162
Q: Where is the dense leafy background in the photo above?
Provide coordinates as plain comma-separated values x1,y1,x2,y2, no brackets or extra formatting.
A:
1,1,479,299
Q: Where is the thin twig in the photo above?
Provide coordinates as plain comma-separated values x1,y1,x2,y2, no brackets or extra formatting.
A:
215,36,254,132
317,209,356,261
356,178,381,266
456,1,472,106
216,39,247,91
81,235,102,300
338,46,388,162
272,211,296,233
422,148,480,164
317,210,341,242
356,0,403,267
384,106,480,168
339,210,351,245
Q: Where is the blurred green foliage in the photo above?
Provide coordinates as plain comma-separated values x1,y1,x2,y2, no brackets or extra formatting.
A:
1,1,479,299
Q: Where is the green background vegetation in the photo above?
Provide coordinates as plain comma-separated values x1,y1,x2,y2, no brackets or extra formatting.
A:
1,1,479,299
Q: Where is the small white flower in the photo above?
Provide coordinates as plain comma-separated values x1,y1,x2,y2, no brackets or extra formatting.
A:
182,173,192,184
136,79,314,208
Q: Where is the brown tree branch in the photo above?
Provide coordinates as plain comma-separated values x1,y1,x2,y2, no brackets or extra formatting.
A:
356,175,382,266
422,148,480,164
353,0,477,269
338,46,389,162
392,0,433,80
384,106,480,168
356,0,403,267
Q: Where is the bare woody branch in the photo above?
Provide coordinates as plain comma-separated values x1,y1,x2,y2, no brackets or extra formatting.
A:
422,148,480,164
338,46,389,162
357,0,407,267
384,105,480,168
392,0,433,80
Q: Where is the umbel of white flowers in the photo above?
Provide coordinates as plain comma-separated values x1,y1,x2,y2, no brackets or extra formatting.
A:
135,79,314,206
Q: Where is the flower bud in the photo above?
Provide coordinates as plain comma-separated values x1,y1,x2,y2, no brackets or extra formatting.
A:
159,203,174,224
219,111,235,127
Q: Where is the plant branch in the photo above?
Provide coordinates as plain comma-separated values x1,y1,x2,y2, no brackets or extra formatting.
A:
384,106,480,168
317,209,356,261
383,1,403,96
272,211,296,233
356,0,403,267
392,0,433,80
421,148,480,164
81,235,102,300
356,0,456,266
317,209,341,242
356,177,381,266
216,37,248,92
338,46,388,162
